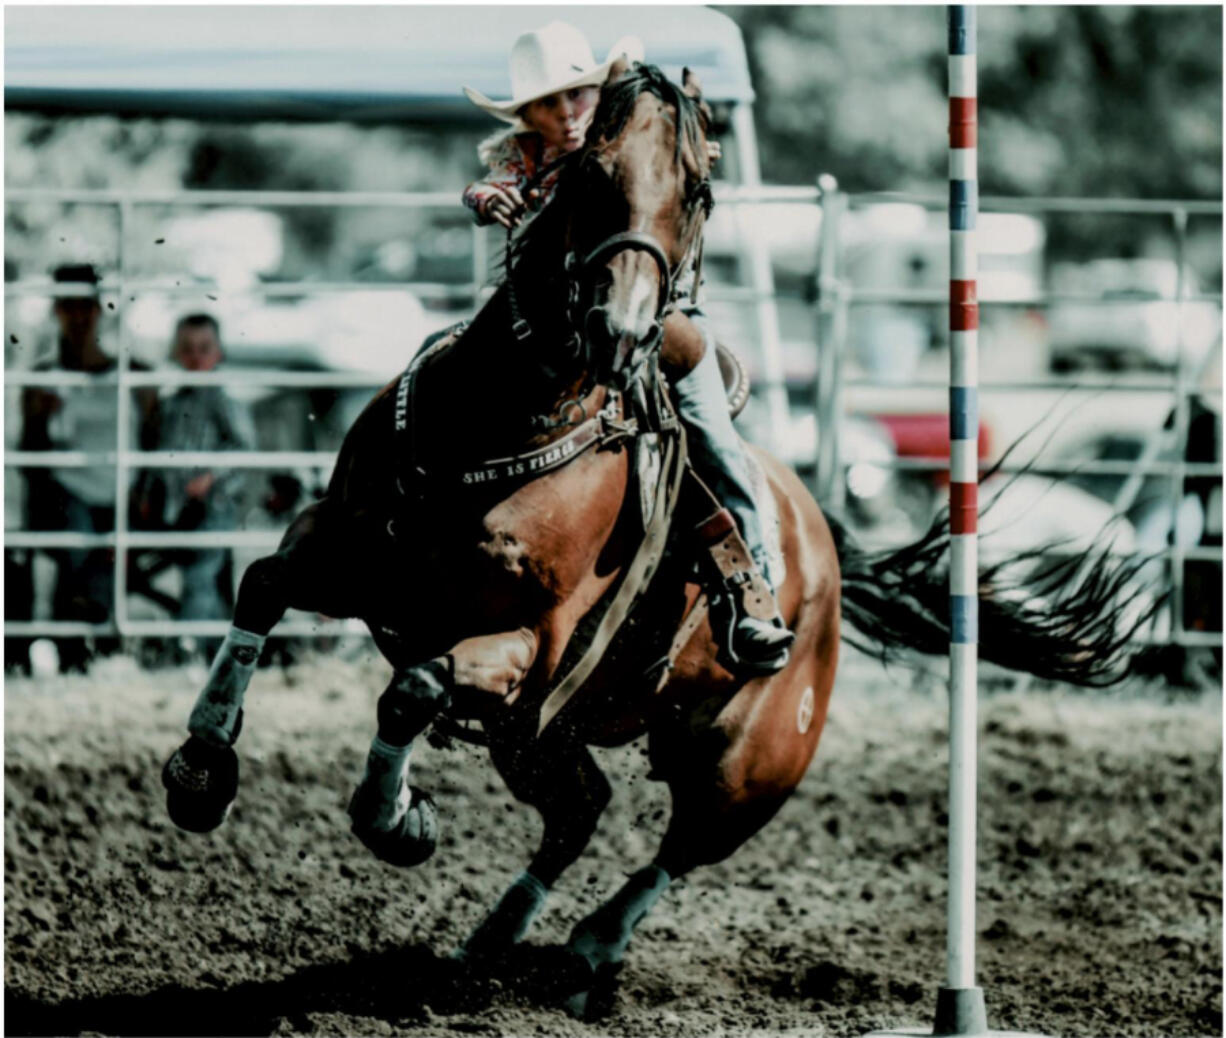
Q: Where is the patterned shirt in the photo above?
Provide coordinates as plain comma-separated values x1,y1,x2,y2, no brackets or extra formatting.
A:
462,128,566,225
159,384,253,525
19,349,153,508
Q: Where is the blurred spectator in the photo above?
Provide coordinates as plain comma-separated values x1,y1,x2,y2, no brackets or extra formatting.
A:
13,264,159,670
1179,389,1221,646
157,313,253,625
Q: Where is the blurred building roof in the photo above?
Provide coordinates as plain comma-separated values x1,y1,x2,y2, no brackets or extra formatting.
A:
5,5,753,122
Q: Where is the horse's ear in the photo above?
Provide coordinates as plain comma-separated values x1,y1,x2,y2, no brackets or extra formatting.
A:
682,66,714,126
606,56,630,85
682,67,703,100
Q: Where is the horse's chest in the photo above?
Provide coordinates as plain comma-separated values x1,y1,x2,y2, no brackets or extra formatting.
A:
442,449,628,615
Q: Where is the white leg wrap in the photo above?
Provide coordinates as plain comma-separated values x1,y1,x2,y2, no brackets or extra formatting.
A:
187,626,266,747
358,737,414,832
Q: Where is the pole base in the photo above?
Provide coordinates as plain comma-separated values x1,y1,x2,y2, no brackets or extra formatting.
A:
935,986,988,1035
862,986,1053,1038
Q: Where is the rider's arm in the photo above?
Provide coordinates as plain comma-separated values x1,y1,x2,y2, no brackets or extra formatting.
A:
462,177,512,226
463,174,527,230
463,129,534,227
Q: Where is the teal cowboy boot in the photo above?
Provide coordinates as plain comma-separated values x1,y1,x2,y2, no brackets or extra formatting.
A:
671,335,795,677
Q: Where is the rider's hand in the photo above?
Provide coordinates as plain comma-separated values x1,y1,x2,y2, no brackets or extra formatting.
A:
484,186,527,229
706,140,722,165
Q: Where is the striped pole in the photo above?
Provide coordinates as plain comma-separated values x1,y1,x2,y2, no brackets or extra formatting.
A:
946,1,980,1007
867,11,1048,1035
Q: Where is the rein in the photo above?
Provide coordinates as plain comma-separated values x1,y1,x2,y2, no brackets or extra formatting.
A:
506,151,580,344
570,230,674,322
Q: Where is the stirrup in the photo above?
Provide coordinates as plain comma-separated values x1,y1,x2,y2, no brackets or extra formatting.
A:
695,508,794,677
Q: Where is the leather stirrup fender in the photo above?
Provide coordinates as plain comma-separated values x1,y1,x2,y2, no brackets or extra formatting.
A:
696,508,778,623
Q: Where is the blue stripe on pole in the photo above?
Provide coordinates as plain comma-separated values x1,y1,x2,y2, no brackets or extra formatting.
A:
949,386,977,441
951,594,978,644
948,6,976,55
949,180,978,230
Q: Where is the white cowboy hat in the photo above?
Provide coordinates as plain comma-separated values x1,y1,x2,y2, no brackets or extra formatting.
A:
463,21,644,126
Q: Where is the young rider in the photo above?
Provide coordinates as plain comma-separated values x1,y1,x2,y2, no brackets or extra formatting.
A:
462,22,793,677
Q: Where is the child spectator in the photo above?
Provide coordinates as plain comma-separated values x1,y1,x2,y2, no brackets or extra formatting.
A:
159,313,253,624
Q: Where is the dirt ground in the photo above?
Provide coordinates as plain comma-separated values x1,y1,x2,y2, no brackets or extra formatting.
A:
4,650,1222,1038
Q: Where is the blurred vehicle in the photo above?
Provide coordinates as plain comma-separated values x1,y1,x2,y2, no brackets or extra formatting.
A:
745,393,917,535
705,200,1046,383
1060,395,1222,650
1048,258,1221,372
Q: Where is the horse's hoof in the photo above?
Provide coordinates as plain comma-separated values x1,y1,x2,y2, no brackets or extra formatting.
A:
563,962,621,1021
162,736,239,833
349,785,438,867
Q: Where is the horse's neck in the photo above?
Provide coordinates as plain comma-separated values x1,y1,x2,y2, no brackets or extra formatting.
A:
421,280,592,457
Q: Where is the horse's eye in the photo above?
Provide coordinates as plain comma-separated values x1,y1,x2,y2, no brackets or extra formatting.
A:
687,177,714,217
582,154,616,186
573,155,629,238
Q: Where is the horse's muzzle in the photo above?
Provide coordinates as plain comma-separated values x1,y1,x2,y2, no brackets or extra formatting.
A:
585,306,661,383
570,230,673,384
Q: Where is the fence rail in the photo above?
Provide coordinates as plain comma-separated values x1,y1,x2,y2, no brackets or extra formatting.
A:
5,450,338,469
5,182,1222,652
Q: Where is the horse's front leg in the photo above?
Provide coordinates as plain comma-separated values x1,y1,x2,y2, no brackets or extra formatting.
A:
163,500,351,832
456,737,612,965
348,628,538,867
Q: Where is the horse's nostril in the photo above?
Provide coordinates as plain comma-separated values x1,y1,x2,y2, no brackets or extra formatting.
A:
584,308,618,350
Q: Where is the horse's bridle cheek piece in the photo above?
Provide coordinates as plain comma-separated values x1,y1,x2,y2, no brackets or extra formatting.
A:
563,204,708,385
505,142,711,382
573,230,674,323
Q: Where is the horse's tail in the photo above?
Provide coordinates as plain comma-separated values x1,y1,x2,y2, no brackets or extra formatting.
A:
826,509,1163,686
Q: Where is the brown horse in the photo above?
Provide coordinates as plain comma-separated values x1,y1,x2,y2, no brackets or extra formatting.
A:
162,61,1144,1016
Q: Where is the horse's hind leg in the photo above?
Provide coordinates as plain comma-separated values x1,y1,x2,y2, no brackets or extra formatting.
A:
563,629,836,1017
163,500,352,832
457,737,612,964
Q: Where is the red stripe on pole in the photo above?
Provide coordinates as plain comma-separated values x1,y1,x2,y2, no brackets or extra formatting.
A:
949,97,977,148
950,480,978,534
950,280,979,330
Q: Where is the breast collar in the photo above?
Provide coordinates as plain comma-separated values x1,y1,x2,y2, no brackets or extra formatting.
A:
393,336,637,508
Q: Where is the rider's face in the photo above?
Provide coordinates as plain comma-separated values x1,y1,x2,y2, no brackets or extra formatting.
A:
521,86,600,152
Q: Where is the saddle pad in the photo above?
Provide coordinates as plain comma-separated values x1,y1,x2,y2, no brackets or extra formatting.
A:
744,448,786,589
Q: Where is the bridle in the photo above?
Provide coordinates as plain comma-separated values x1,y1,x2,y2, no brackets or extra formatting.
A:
504,140,713,377
566,230,673,328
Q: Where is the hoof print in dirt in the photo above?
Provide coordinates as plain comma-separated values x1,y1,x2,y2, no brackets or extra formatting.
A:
349,786,438,867
477,942,593,999
424,959,496,1015
450,938,514,977
161,736,239,833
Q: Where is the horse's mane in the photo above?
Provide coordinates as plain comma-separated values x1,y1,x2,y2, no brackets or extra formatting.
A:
591,62,708,167
509,63,707,271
